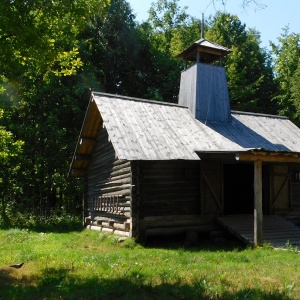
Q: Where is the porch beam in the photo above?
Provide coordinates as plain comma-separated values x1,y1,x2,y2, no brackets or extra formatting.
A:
236,152,300,163
254,160,263,247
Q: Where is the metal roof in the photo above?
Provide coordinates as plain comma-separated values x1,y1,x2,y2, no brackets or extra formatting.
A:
69,92,300,175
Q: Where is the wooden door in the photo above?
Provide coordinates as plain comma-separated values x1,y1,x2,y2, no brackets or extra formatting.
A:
290,167,300,211
201,161,223,215
270,165,290,214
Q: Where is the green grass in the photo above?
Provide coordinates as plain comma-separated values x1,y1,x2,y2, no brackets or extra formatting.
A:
0,228,299,299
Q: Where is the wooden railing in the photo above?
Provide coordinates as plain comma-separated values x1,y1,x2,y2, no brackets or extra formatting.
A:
92,195,124,213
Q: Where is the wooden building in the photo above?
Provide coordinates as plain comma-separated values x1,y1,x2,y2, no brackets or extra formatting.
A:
70,38,300,246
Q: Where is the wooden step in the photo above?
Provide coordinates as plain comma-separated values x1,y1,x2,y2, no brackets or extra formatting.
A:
218,214,300,248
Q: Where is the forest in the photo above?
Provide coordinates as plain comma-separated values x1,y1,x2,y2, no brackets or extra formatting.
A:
1,0,300,228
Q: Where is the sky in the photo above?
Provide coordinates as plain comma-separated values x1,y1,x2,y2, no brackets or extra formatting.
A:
127,0,300,50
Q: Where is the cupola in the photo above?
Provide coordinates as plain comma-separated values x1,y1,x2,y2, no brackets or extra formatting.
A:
177,37,232,123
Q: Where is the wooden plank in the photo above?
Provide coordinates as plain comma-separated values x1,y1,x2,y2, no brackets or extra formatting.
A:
254,160,263,246
218,214,300,248
237,152,300,163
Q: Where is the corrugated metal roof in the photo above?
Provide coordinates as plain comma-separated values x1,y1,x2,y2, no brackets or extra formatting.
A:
92,93,300,161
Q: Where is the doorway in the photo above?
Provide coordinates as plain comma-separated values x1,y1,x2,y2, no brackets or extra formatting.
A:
223,163,254,214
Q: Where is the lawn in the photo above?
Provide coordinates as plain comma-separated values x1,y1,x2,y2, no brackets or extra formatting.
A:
0,228,299,299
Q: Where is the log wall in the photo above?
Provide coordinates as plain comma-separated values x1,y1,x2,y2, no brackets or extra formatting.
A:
132,160,215,238
85,126,132,236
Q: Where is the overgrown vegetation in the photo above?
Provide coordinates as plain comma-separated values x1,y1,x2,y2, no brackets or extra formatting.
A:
0,229,299,299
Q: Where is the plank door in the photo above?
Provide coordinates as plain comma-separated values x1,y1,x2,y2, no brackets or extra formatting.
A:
270,165,290,214
290,167,300,212
201,161,223,215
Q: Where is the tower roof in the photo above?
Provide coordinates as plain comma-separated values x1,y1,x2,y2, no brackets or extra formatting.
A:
177,38,232,64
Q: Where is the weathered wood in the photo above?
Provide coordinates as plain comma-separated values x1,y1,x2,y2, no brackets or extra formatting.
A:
218,214,300,248
141,215,213,229
237,152,300,163
254,160,263,246
80,138,96,147
85,125,132,231
145,225,214,236
139,160,200,217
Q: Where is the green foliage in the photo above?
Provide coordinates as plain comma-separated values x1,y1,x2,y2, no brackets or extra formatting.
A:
291,62,300,124
0,0,110,81
0,210,82,232
207,13,278,114
0,109,23,226
271,27,300,122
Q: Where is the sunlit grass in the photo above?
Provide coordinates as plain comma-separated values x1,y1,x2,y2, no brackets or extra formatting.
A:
0,228,299,299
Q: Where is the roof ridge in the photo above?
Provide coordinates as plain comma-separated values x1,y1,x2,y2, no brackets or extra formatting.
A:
232,110,288,119
92,92,187,108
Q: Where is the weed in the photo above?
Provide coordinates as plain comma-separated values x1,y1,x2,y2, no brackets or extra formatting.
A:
120,237,137,249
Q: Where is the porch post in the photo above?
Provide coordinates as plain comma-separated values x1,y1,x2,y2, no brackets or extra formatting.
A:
254,160,263,246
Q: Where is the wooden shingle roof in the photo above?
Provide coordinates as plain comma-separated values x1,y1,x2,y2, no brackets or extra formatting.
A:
69,92,300,176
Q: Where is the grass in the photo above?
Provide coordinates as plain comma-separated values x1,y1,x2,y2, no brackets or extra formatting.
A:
0,228,299,299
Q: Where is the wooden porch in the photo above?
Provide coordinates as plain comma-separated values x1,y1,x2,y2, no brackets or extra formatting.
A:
218,214,300,248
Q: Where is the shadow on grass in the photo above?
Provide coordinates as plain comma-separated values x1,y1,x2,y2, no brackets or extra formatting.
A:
144,232,247,252
0,267,293,300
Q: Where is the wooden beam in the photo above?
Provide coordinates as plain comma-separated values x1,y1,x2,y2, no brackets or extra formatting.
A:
236,152,300,163
254,160,263,247
80,138,96,147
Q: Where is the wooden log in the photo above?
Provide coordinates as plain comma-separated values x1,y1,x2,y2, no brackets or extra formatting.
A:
113,230,130,237
102,227,113,233
88,225,102,231
236,152,300,163
113,223,128,230
145,225,214,236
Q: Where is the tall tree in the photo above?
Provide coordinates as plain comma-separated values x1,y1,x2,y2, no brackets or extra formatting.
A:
80,0,146,96
0,109,23,226
291,62,300,125
137,0,195,102
206,12,277,114
271,27,300,120
0,0,109,217
0,0,109,82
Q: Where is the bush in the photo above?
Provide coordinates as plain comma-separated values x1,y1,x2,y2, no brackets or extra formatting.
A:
0,210,82,232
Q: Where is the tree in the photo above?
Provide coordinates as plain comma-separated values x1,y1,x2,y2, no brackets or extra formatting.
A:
0,0,109,82
291,63,300,124
136,0,196,102
206,12,277,114
0,1,110,218
271,27,300,120
0,109,23,226
80,0,146,96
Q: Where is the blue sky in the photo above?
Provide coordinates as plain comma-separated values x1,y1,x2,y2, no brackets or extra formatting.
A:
127,0,300,50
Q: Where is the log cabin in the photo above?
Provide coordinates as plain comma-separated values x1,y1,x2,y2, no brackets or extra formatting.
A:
69,38,300,246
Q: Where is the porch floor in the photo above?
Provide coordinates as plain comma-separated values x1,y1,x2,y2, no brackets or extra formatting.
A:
218,214,300,248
